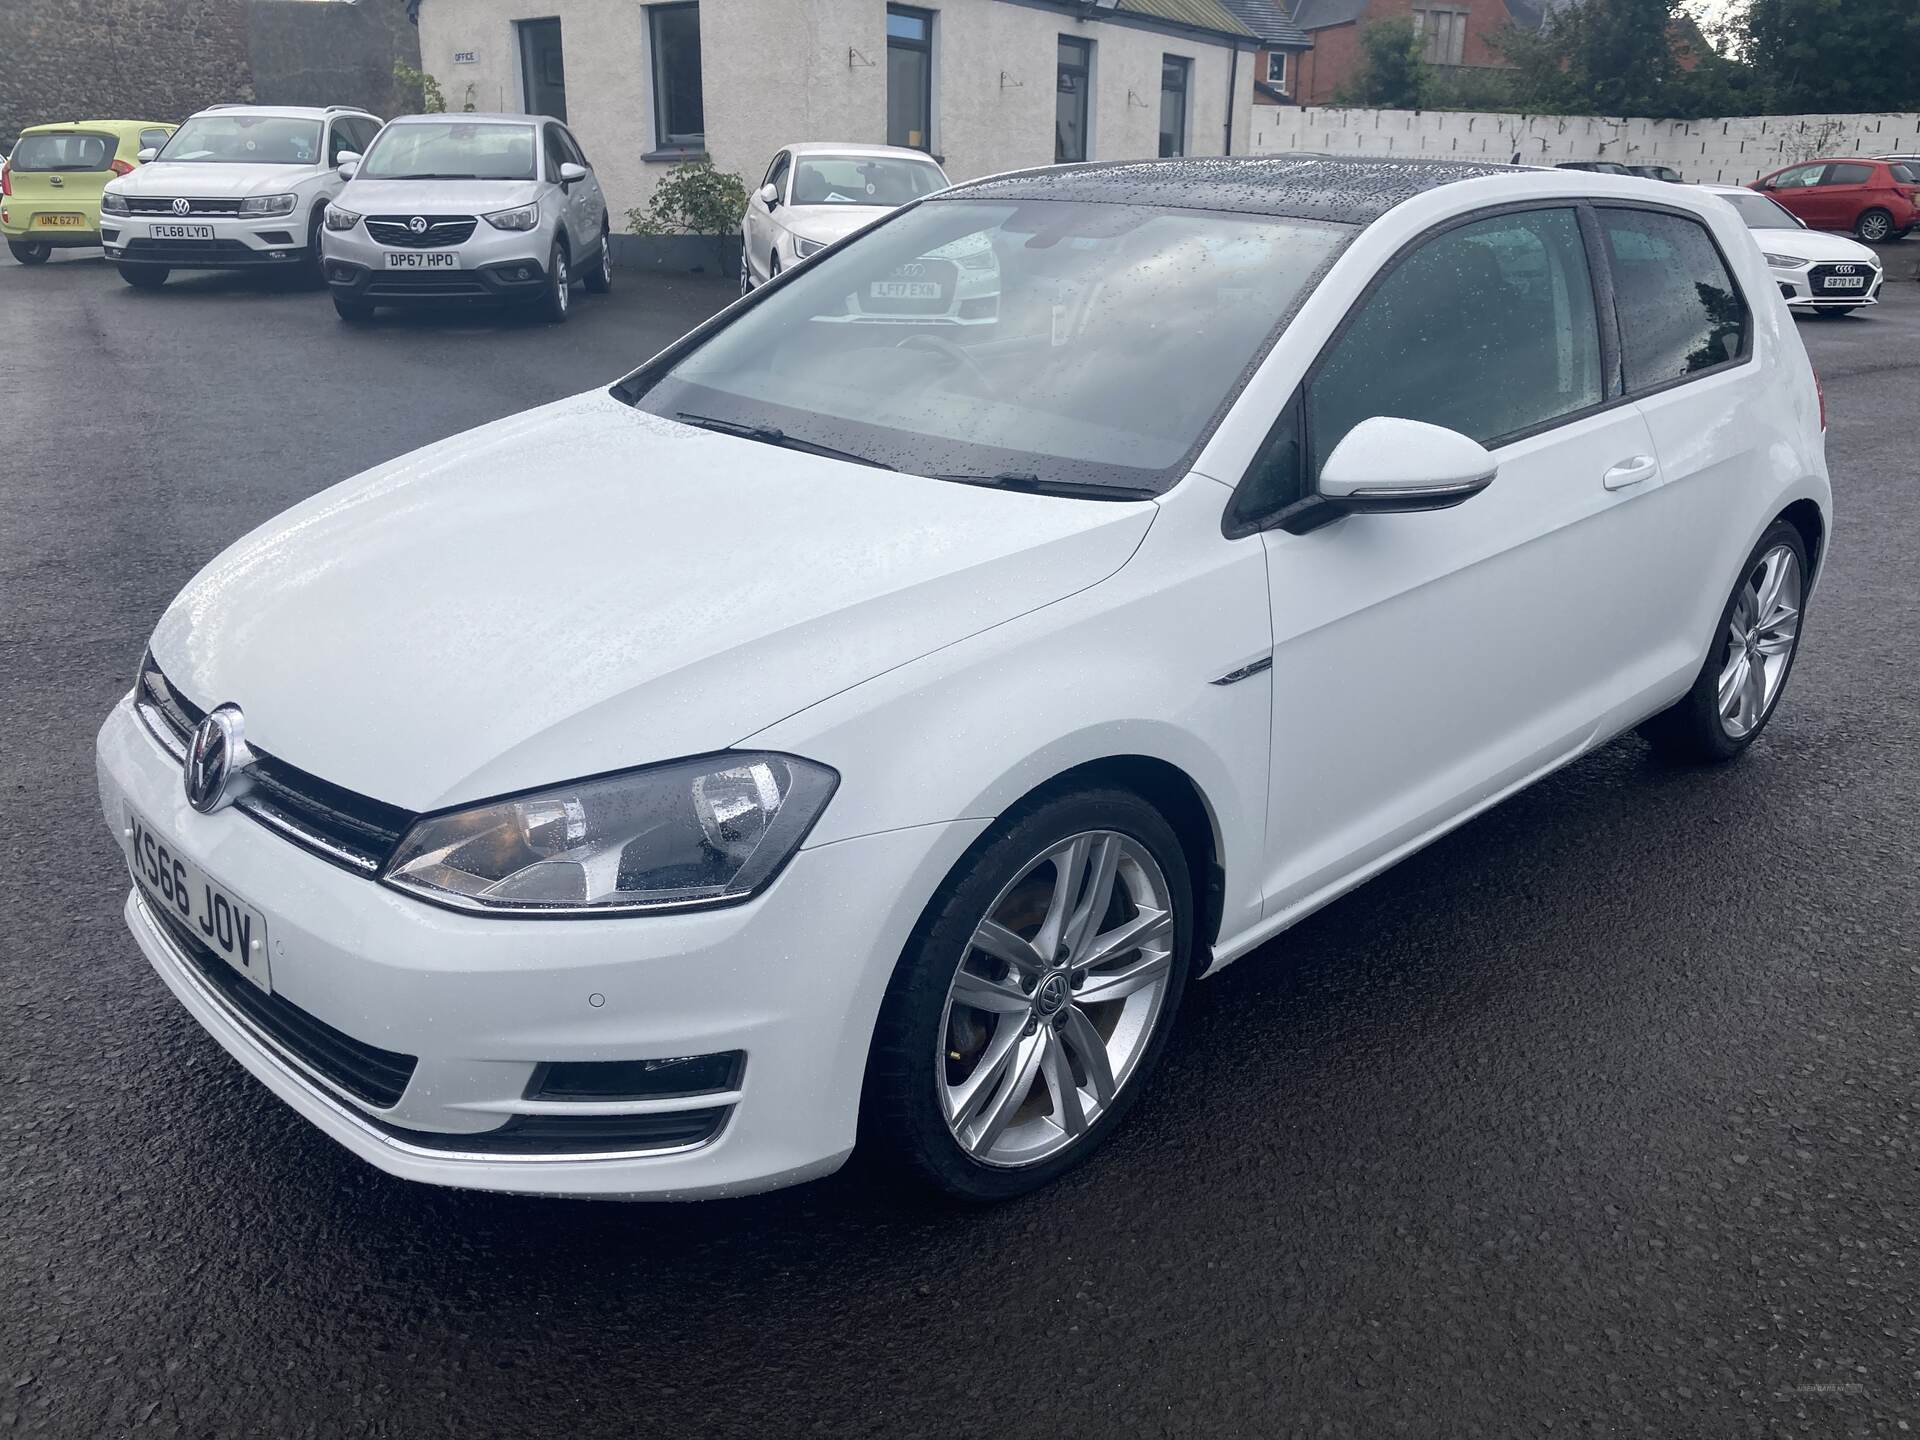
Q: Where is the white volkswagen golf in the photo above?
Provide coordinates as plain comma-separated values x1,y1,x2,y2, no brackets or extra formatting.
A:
98,157,1831,1203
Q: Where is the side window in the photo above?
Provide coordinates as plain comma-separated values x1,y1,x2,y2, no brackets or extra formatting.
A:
1772,165,1825,189
542,125,569,180
558,126,589,168
139,127,171,153
351,118,381,153
1598,207,1748,391
767,151,791,199
327,123,352,165
1824,162,1872,186
1306,208,1603,473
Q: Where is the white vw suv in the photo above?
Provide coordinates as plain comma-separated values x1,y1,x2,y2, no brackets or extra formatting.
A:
98,158,1830,1203
321,113,612,323
101,104,382,289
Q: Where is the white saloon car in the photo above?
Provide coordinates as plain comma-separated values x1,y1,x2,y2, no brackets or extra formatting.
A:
99,158,1830,1203
1700,182,1884,316
100,104,382,288
740,142,949,293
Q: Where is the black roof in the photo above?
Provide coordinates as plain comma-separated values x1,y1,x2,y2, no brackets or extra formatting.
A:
941,154,1527,226
1214,0,1313,45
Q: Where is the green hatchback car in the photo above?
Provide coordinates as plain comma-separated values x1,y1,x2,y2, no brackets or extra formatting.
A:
3,120,175,263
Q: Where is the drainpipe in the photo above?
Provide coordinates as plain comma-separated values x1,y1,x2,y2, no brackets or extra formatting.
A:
1224,44,1238,155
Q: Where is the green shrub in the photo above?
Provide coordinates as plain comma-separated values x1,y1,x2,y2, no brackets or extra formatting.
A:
626,160,749,269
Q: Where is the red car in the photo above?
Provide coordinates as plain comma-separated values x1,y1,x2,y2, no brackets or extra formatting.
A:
1751,157,1920,243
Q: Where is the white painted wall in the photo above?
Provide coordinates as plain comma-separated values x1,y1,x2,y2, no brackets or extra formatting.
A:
418,0,1256,224
1250,105,1920,184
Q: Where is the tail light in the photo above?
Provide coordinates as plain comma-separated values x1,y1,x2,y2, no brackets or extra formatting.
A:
1,160,10,198
110,158,134,177
1814,368,1826,432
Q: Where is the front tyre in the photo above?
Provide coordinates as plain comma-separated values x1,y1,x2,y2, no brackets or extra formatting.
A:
865,788,1193,1201
117,263,168,289
539,239,571,323
332,293,374,323
1641,519,1809,763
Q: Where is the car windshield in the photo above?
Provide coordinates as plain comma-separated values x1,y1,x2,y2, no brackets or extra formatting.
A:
11,132,115,171
360,122,537,181
158,115,323,165
790,157,947,207
1721,191,1801,229
625,198,1351,494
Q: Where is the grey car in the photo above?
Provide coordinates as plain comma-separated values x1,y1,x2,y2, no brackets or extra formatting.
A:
320,113,611,323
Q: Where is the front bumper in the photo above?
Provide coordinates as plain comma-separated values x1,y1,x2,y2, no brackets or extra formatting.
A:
321,220,552,305
97,695,985,1199
1771,261,1882,308
101,212,315,269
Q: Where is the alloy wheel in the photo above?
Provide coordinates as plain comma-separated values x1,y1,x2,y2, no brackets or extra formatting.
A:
938,830,1175,1168
739,250,752,296
1717,542,1802,739
555,251,570,313
1858,211,1892,243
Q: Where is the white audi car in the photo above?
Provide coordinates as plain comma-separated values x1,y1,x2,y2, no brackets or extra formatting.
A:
1699,182,1884,317
99,158,1830,1203
740,142,949,292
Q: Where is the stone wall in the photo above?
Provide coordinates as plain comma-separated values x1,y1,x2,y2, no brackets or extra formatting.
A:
0,0,419,149
1250,105,1920,184
0,0,254,145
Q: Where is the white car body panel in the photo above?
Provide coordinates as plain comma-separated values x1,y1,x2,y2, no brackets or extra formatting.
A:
98,164,1832,1197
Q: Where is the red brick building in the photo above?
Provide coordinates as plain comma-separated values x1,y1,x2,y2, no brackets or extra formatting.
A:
1287,0,1550,104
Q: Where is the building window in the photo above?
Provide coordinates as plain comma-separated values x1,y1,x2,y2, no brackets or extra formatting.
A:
517,17,568,121
1056,36,1092,164
1265,50,1287,89
1412,8,1468,66
1159,55,1189,158
887,6,934,152
649,4,705,149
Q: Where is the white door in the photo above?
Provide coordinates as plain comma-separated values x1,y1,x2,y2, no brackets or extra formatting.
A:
745,152,789,283
1253,205,1672,922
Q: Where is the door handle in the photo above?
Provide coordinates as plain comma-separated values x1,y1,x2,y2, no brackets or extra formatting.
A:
1602,455,1658,491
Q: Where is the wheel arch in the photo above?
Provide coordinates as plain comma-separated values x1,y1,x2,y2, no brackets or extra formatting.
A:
1778,496,1825,580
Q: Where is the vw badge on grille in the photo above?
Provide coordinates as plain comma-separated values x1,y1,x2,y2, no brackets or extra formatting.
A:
172,197,191,216
409,215,429,235
184,705,254,815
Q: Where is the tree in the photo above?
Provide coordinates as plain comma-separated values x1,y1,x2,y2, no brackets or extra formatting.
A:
1495,0,1749,119
1337,18,1428,109
1736,0,1920,114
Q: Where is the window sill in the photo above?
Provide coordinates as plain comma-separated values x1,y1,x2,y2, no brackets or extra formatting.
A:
642,147,709,163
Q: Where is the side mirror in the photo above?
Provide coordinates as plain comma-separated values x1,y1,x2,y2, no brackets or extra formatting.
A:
136,147,158,164
758,182,779,208
1317,416,1497,514
558,161,587,184
336,152,361,180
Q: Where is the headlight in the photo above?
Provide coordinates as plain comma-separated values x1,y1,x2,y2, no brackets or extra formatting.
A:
1761,252,1804,268
239,193,298,217
324,206,361,232
380,753,838,916
101,192,130,216
484,203,540,231
792,234,825,258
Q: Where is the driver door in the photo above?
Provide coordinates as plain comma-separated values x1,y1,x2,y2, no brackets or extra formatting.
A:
745,151,789,284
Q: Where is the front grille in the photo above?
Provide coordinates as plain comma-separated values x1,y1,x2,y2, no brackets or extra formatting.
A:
366,214,478,248
363,270,492,297
146,898,418,1109
135,652,415,876
120,238,278,265
124,196,244,216
1808,263,1876,296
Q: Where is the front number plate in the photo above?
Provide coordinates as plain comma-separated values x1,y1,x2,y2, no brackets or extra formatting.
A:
386,251,459,269
870,280,940,300
127,810,272,993
1821,275,1867,290
148,223,214,240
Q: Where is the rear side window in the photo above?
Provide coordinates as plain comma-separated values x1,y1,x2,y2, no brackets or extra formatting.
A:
1598,208,1748,391
1825,163,1873,185
11,132,115,171
1307,207,1603,471
1890,162,1919,184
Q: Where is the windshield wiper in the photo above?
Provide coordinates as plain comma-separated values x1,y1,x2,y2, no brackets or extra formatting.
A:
384,172,488,180
931,472,1156,501
673,413,897,471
